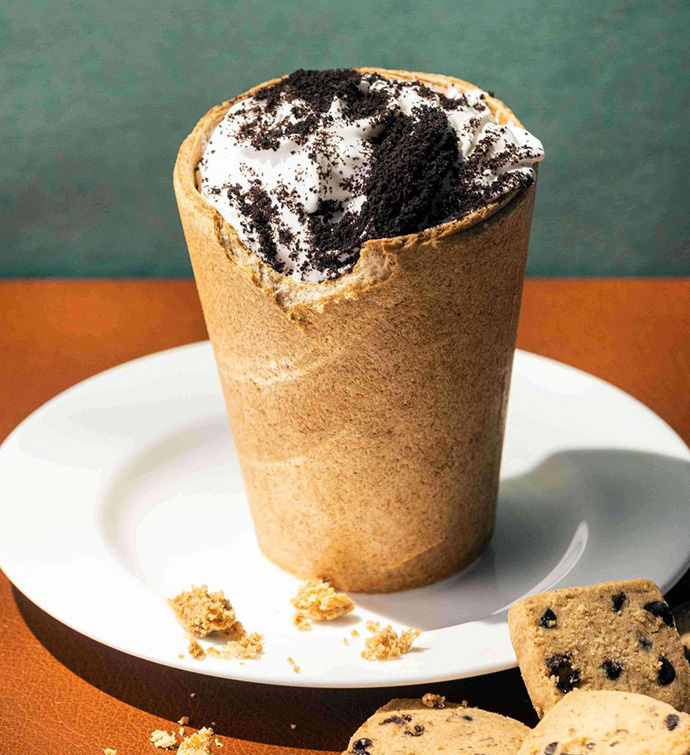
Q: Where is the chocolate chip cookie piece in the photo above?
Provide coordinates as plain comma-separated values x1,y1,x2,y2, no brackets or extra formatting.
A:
343,698,529,755
517,690,690,755
508,579,690,717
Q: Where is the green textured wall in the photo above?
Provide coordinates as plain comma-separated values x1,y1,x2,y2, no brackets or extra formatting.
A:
1,0,688,277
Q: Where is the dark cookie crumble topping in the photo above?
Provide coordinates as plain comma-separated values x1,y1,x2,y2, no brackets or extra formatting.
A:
199,68,542,282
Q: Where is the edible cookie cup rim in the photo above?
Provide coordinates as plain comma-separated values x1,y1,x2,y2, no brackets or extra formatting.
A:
174,67,536,316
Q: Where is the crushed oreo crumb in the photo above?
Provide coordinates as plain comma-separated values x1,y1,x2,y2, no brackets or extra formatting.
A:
543,744,558,755
539,608,557,628
665,714,680,731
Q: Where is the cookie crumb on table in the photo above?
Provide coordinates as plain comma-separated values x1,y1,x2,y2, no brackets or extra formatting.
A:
214,738,224,747
365,620,381,632
150,729,177,749
178,716,189,725
178,727,214,755
422,692,446,708
169,585,244,639
102,749,117,755
351,629,359,637
290,724,297,730
291,578,355,630
287,656,301,673
361,625,420,661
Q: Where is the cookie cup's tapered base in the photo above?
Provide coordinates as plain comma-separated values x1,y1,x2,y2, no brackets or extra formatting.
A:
174,69,537,593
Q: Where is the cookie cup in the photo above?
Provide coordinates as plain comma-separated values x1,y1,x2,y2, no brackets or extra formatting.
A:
173,68,537,592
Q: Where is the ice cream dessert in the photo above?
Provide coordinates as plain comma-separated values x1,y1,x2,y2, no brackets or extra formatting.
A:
175,68,543,592
198,69,543,282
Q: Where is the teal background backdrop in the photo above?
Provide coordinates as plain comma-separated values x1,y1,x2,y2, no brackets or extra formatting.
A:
1,0,688,277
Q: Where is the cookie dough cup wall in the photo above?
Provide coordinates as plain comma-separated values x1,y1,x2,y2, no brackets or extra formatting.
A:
174,68,537,593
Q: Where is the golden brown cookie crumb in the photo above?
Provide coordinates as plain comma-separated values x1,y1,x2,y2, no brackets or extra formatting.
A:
287,656,301,673
292,611,312,632
103,749,117,755
188,639,206,660
290,724,297,730
351,629,359,637
291,579,355,624
361,625,420,661
223,632,264,659
169,585,244,639
178,716,190,725
343,637,349,646
150,729,177,749
178,727,214,755
206,632,263,660
422,692,446,708
365,620,381,632
214,738,224,748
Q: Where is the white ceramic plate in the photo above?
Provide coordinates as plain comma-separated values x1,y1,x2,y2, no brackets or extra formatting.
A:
1,342,689,688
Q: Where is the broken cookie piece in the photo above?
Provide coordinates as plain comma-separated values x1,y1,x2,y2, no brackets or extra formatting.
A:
517,690,690,754
508,579,690,717
169,585,244,639
291,579,355,630
343,698,529,754
361,626,420,661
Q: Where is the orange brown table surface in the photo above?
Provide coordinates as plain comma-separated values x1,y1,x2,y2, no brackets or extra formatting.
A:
1,278,689,755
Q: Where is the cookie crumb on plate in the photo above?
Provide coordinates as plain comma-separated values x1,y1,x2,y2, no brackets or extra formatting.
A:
361,626,420,661
188,639,206,660
291,579,355,630
169,585,244,639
